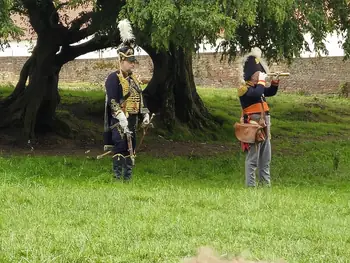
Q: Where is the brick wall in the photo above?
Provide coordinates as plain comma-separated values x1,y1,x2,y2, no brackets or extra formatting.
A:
1,53,349,93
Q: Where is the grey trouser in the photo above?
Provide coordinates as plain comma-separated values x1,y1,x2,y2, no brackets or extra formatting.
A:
245,114,271,187
113,156,133,181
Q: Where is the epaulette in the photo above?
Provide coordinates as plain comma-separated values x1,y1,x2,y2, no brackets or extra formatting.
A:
237,85,248,97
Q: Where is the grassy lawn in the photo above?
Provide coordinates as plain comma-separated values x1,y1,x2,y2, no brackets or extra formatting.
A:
0,84,350,262
1,152,350,262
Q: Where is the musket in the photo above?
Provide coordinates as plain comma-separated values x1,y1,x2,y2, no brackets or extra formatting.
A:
267,72,290,77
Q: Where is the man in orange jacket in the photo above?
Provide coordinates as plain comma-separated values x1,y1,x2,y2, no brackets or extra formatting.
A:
237,47,281,187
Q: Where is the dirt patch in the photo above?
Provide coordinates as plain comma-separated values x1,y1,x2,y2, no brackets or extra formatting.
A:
137,136,236,157
0,132,237,158
182,247,285,263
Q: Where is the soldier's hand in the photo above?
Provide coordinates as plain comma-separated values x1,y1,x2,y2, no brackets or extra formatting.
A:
258,72,267,81
271,72,280,85
119,119,128,132
104,145,113,151
273,72,280,80
116,111,128,132
142,113,150,126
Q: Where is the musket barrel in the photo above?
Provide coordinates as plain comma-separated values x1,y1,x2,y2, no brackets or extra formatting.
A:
267,72,290,76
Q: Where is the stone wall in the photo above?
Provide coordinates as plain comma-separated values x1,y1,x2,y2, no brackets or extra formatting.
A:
1,53,349,93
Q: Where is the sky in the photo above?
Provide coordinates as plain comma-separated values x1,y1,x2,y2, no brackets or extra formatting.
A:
0,32,346,59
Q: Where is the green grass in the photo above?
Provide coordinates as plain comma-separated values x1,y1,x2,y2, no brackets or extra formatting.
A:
1,83,350,262
1,147,350,263
198,88,350,142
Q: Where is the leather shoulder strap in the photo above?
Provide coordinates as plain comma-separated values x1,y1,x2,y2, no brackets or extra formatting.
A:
259,96,266,120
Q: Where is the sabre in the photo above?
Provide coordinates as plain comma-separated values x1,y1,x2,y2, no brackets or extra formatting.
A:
135,113,156,152
108,124,135,165
125,128,135,166
97,150,112,159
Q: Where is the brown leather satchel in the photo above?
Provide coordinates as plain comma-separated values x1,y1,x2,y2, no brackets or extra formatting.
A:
234,99,267,144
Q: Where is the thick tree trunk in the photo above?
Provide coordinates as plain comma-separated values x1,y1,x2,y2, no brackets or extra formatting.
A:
143,45,215,131
0,36,61,141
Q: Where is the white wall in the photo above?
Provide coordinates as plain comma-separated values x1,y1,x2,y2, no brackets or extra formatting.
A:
302,32,345,57
0,40,35,57
0,32,345,58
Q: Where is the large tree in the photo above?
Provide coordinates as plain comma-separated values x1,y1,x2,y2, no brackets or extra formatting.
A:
123,0,236,131
0,0,124,141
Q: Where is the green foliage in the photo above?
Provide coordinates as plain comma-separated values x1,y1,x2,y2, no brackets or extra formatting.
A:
220,0,350,62
119,0,350,63
1,0,121,48
122,0,236,51
0,0,23,47
2,0,350,65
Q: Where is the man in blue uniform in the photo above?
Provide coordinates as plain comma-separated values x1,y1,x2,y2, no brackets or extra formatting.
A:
103,19,150,181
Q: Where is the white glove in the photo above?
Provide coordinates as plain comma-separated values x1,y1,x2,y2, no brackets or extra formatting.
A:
104,145,113,151
142,113,150,126
258,72,267,82
116,111,128,132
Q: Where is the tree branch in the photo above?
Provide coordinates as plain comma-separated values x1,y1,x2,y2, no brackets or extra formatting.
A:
66,11,104,44
64,0,125,44
21,0,67,35
67,28,91,44
21,0,44,33
69,11,94,32
57,0,125,62
56,33,120,65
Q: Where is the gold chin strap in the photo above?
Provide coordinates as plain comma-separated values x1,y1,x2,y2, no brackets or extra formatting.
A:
119,52,133,58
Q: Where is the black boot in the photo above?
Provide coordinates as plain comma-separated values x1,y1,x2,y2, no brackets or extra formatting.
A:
112,157,123,180
123,156,133,181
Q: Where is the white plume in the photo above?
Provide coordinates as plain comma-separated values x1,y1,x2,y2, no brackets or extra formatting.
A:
250,47,262,58
117,19,135,43
247,47,269,73
237,47,270,83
